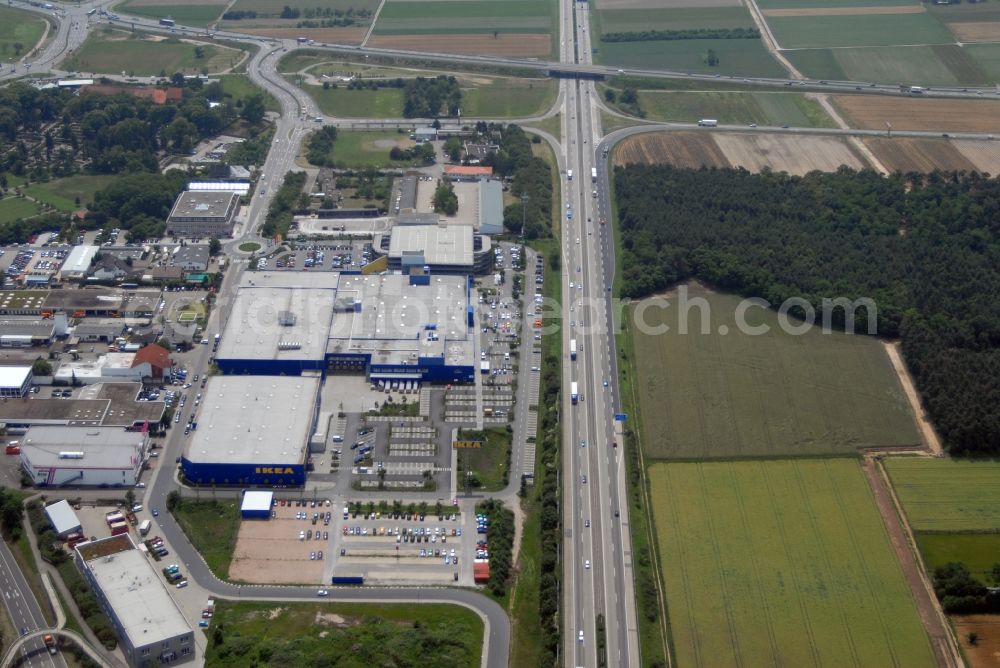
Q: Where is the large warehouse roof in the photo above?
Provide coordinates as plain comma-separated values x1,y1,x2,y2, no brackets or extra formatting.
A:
217,285,335,362
388,225,475,267
185,376,318,466
79,537,190,649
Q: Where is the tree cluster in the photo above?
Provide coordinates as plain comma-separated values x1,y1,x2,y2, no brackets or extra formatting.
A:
536,349,562,664
0,487,23,540
432,179,458,215
602,27,760,42
402,76,461,118
477,499,514,597
614,165,1000,455
933,562,1000,614
262,171,307,237
482,125,553,239
389,142,435,165
305,125,338,167
87,170,188,241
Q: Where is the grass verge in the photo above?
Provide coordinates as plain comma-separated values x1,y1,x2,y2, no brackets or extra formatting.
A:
170,498,239,579
457,427,512,492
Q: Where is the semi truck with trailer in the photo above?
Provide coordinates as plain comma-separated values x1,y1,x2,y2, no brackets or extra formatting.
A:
567,169,573,180
570,339,577,361
571,382,579,404
697,119,718,127
591,167,597,181
331,575,365,585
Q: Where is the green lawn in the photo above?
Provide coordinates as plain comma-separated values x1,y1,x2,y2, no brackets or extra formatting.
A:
456,427,511,492
0,197,41,224
650,459,935,668
116,2,225,26
597,38,785,78
630,286,920,460
23,174,117,212
635,91,833,128
769,13,954,49
786,44,989,87
597,6,753,33
206,601,483,667
0,6,47,62
915,532,1000,580
316,130,429,169
374,0,552,34
170,499,240,578
460,78,556,118
884,458,1000,531
63,28,240,76
216,74,280,112
304,84,405,118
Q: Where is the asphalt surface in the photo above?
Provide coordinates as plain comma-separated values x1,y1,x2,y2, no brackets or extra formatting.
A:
0,539,66,668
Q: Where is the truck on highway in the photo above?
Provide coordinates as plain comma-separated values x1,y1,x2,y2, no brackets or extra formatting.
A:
910,86,925,94
697,119,718,127
570,339,577,361
43,634,56,655
159,17,175,27
591,167,597,182
571,382,579,404
331,575,365,585
567,169,573,180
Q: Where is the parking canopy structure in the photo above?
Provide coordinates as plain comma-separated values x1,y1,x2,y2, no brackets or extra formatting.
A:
241,490,274,519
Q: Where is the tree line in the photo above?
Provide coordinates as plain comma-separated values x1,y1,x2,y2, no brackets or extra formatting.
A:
613,165,1000,455
602,27,760,42
262,171,307,238
478,124,553,239
402,76,461,118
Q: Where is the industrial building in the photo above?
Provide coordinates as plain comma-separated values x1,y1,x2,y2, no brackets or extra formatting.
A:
373,225,493,275
444,165,493,181
54,352,160,385
0,288,158,318
0,382,164,430
165,191,240,238
76,535,195,668
44,499,82,537
0,316,60,347
20,426,149,487
60,245,100,281
180,375,318,487
215,272,475,382
241,490,274,519
170,245,210,272
0,366,33,397
478,179,504,235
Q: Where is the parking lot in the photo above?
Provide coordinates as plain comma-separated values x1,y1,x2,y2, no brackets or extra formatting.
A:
254,240,374,272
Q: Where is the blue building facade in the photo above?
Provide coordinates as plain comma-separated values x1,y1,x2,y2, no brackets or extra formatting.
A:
179,458,306,487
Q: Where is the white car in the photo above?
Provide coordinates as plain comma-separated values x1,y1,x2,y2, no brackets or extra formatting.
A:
316,589,329,596
585,560,590,569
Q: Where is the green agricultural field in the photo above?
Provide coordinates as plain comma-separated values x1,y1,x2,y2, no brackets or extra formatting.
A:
316,130,425,168
0,6,48,62
460,78,556,117
303,84,404,117
768,13,954,49
884,459,1000,531
786,44,989,86
374,0,553,34
928,1,1000,24
630,287,920,459
115,3,224,26
0,198,41,225
963,43,1000,83
635,91,833,128
23,175,117,212
597,6,753,34
206,600,483,667
64,28,239,76
650,459,935,668
597,38,785,77
758,0,919,8
916,533,1000,580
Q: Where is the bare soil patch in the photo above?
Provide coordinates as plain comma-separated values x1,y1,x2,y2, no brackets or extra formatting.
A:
367,33,550,57
862,137,976,173
228,508,327,584
762,5,924,16
598,0,737,8
834,96,1000,133
953,139,1000,175
238,26,367,44
613,131,729,168
948,22,1000,43
953,615,1000,668
714,133,864,174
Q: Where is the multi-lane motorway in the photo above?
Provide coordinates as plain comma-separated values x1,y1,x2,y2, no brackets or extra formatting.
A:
0,537,66,668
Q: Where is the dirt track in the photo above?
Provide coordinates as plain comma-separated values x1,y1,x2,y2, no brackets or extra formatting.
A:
861,457,961,668
882,341,943,455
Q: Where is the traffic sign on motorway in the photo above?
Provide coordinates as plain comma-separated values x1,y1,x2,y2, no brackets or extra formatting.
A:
614,414,627,422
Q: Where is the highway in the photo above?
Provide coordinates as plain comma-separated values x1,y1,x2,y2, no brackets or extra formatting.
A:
0,537,65,668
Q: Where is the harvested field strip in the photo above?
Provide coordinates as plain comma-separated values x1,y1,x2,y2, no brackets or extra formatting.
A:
763,5,924,16
613,132,728,169
947,22,1000,43
884,458,1000,531
952,139,1000,175
713,134,862,174
650,459,936,668
861,137,975,173
833,95,1000,132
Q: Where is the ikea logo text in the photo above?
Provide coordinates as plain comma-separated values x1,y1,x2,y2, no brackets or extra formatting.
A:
255,467,295,475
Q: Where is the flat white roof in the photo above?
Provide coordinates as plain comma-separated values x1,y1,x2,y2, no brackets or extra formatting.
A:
22,426,147,470
388,225,474,266
185,376,318,466
217,284,335,362
44,499,81,535
0,366,31,389
62,245,99,275
82,539,191,648
241,490,273,513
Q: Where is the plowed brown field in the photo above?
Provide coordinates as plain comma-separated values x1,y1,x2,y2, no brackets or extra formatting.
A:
367,34,550,57
952,615,1000,668
862,137,976,173
834,96,1000,133
948,22,1000,42
613,132,729,168
953,140,1000,174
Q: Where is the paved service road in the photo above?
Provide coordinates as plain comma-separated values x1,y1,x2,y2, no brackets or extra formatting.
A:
0,539,66,668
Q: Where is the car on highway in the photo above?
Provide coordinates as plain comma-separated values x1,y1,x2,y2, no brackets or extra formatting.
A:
585,519,590,527
579,630,584,642
317,589,328,596
585,560,590,569
581,440,586,448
